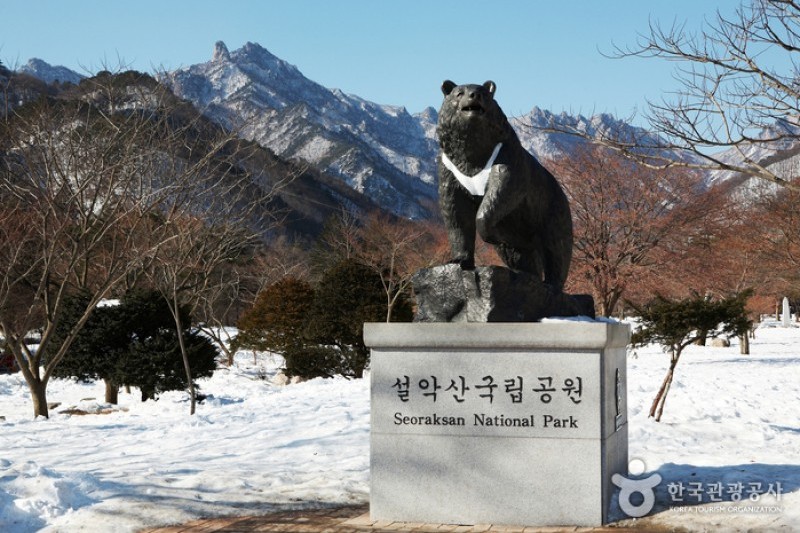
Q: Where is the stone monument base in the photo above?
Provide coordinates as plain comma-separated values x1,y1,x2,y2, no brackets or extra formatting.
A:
413,264,595,322
364,321,629,527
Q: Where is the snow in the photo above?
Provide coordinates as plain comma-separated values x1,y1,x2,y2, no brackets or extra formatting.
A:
619,319,800,529
0,353,368,532
294,136,336,164
1,322,799,532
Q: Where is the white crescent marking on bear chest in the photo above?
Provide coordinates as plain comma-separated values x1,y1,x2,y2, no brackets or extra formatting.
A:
441,143,503,197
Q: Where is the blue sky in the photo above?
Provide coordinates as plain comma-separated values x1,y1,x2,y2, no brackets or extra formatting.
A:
2,1,731,121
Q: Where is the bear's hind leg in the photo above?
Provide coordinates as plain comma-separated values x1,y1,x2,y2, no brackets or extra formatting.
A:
542,221,572,291
496,244,544,280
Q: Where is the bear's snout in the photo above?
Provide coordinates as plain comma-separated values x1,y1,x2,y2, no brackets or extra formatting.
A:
458,91,486,115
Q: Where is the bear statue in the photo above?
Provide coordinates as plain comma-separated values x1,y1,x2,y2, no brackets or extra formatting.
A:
437,80,573,291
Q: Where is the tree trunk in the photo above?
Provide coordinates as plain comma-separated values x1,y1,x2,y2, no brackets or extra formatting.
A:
104,379,119,404
654,372,674,422
30,380,49,419
386,287,397,323
695,330,708,346
740,333,750,355
12,346,50,419
604,289,622,318
176,325,196,415
169,293,196,415
649,353,680,422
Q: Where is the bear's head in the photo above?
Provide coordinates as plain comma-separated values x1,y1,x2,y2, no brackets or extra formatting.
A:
437,80,512,158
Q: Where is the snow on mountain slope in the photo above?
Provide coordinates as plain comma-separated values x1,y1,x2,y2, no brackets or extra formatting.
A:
22,46,752,218
18,58,83,85
162,42,663,220
708,119,800,192
162,42,438,219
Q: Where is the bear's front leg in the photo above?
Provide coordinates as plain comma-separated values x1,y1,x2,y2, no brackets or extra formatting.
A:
476,164,521,245
439,169,479,270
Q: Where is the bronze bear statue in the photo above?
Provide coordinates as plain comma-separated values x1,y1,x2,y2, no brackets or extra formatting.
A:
437,80,573,290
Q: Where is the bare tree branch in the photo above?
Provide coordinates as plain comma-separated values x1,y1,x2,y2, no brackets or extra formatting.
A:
536,0,800,191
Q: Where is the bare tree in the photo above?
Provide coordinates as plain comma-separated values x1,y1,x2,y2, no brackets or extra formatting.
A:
194,268,246,366
0,82,185,418
552,146,715,316
310,207,363,278
250,237,312,296
146,217,245,415
0,71,284,418
357,213,448,322
146,214,259,414
540,1,800,189
748,156,800,288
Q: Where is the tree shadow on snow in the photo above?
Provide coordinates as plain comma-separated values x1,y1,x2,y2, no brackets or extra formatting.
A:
608,462,799,522
0,486,47,533
687,357,800,367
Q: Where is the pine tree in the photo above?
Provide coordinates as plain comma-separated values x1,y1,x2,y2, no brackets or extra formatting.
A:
50,293,128,403
235,277,338,379
116,291,218,401
631,290,752,421
52,291,218,403
305,259,411,378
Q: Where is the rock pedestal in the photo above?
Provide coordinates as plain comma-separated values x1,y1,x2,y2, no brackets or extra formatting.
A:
413,264,595,322
364,321,630,527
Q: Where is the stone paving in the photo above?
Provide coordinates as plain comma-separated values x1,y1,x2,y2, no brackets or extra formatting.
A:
139,504,674,533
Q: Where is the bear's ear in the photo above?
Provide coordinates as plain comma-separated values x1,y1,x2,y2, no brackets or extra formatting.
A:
483,81,496,97
442,80,457,96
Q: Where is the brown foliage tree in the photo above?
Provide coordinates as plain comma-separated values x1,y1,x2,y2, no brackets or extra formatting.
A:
358,212,449,322
552,146,712,316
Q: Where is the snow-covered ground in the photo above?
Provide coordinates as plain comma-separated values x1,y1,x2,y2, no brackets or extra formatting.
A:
1,321,798,532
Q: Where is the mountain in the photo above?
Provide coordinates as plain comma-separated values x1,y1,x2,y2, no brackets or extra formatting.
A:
18,58,83,85
708,118,800,194
162,42,673,220
19,47,717,220
6,69,382,242
161,41,439,219
512,107,645,161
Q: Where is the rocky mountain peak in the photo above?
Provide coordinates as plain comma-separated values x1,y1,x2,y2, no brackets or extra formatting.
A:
19,58,83,85
236,41,283,66
164,41,440,219
164,41,697,219
213,41,231,62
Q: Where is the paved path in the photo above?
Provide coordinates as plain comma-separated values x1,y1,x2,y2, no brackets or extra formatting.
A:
139,504,668,532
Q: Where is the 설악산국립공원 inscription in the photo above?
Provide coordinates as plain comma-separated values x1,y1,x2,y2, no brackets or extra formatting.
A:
380,351,591,437
366,322,630,528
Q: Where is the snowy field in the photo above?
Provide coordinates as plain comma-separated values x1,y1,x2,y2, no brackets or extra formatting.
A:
1,321,799,532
